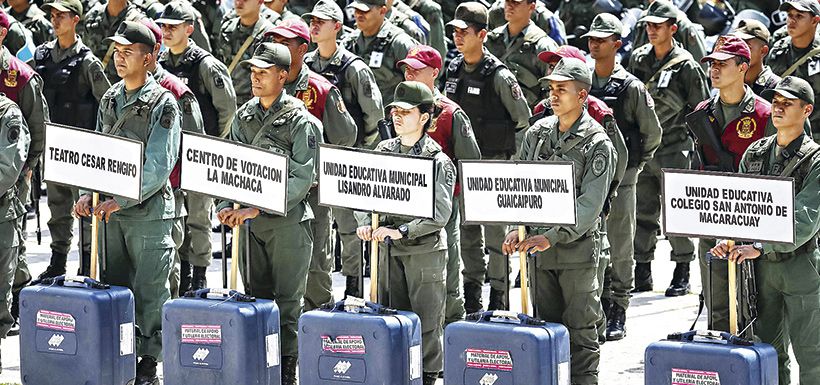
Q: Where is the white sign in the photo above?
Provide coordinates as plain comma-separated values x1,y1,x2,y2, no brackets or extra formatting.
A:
180,132,288,215
459,161,577,226
318,144,435,219
44,123,143,201
662,169,795,244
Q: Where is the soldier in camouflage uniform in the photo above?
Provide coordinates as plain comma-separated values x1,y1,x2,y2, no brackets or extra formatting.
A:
190,0,224,46
356,81,455,385
264,0,300,22
488,0,566,45
217,42,321,385
0,95,29,370
386,0,428,45
304,0,386,298
627,0,708,297
82,0,144,81
214,0,273,106
630,0,707,68
406,0,446,57
732,19,781,97
1,8,35,62
505,57,616,385
765,0,820,141
485,0,558,109
5,0,53,46
35,0,111,280
341,0,417,105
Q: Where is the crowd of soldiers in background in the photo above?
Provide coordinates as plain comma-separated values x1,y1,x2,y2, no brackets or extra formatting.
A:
0,0,819,384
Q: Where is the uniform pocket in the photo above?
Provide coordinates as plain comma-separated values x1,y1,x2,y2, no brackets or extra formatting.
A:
421,267,445,284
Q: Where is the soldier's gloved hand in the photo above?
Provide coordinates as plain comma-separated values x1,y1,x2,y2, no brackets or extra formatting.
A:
356,226,373,241
73,194,94,218
372,227,402,242
517,235,551,255
502,230,520,255
94,199,122,223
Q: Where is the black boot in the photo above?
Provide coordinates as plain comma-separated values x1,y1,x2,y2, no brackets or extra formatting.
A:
190,266,208,291
463,281,483,314
178,260,192,297
606,304,627,341
665,262,691,297
7,291,20,336
38,253,67,280
344,275,360,298
423,372,439,385
632,262,653,293
282,355,298,385
135,356,159,385
487,288,507,311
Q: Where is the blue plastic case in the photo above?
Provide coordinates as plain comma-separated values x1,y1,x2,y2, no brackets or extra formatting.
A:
644,330,778,385
298,299,423,385
444,311,571,385
19,276,136,385
162,288,281,385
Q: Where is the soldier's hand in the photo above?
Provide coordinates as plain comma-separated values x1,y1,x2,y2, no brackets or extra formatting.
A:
94,199,121,222
25,168,32,181
73,194,93,217
710,240,730,259
372,227,402,242
727,245,761,264
227,208,260,227
216,208,233,225
502,230,520,255
517,235,551,255
356,226,373,241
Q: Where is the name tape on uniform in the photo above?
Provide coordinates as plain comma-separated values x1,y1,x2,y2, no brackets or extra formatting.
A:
318,144,435,219
459,161,577,226
181,132,288,215
662,169,795,244
44,123,144,201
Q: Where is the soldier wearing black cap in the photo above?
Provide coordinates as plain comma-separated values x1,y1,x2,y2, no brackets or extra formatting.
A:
215,42,321,385
73,21,181,385
732,19,782,97
766,0,820,141
445,1,531,313
34,0,110,281
713,76,820,385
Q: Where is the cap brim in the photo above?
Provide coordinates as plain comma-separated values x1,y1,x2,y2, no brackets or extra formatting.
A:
537,51,560,63
302,12,336,21
543,74,574,82
581,30,616,38
779,2,807,13
241,58,276,69
396,58,428,70
732,31,757,41
640,15,672,24
155,18,186,25
268,28,299,39
42,3,72,13
347,2,372,12
386,101,419,110
701,52,736,63
104,36,135,45
445,19,469,29
762,88,803,101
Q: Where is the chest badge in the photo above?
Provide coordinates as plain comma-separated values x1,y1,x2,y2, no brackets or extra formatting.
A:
736,116,757,139
4,69,18,87
301,86,318,111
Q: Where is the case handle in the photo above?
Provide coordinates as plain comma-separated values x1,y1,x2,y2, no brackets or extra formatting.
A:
666,330,753,346
466,310,547,326
33,275,110,290
184,288,256,302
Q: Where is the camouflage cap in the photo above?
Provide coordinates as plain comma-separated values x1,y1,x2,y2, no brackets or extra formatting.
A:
105,20,157,47
387,81,434,110
762,76,815,105
732,19,770,43
302,0,344,22
347,0,386,12
640,0,678,24
542,57,592,85
155,1,196,25
582,13,624,38
446,2,488,30
42,0,84,17
240,42,291,69
780,0,820,16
